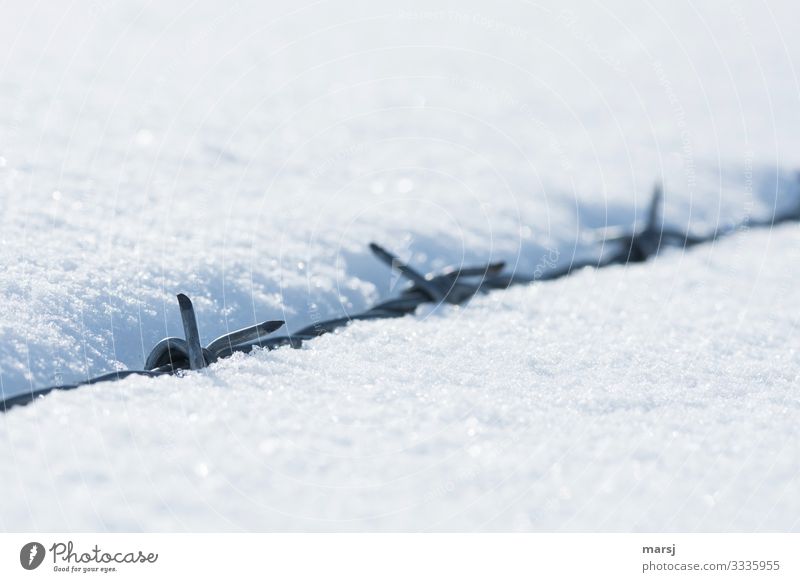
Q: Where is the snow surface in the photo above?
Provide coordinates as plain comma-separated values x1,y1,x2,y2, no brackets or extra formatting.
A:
1,0,799,530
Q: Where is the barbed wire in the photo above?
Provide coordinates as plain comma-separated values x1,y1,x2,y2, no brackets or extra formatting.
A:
1,183,797,413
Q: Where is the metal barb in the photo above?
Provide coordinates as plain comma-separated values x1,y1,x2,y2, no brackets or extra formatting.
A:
177,294,206,370
597,183,712,264
369,243,447,302
145,296,286,370
369,242,503,305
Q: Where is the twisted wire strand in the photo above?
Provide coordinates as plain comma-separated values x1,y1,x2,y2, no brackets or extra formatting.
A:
2,183,797,413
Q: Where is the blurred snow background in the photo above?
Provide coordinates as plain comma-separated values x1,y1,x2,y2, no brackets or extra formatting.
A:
0,0,798,530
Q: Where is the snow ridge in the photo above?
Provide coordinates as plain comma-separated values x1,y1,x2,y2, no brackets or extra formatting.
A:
3,182,798,413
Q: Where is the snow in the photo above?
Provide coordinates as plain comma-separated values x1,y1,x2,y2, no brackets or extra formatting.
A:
2,228,799,531
1,0,799,530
